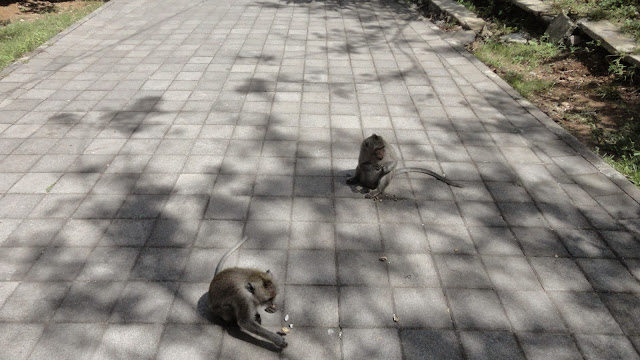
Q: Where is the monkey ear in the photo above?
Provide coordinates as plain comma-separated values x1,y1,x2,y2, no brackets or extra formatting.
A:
265,269,271,274
245,282,255,294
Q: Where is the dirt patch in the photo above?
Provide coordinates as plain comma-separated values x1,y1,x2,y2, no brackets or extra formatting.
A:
0,0,88,23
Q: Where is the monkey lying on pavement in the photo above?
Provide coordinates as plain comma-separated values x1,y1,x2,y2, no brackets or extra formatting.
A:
347,134,460,199
208,236,287,348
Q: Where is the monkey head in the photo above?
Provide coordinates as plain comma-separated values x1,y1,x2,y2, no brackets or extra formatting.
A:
364,134,385,160
246,270,278,304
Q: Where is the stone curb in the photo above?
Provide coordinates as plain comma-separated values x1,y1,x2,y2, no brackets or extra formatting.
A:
0,0,116,79
427,0,485,33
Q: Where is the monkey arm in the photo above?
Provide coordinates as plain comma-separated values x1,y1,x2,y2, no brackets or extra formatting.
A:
235,302,287,348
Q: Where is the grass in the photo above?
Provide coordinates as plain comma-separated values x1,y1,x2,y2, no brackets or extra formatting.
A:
0,1,104,71
473,39,558,97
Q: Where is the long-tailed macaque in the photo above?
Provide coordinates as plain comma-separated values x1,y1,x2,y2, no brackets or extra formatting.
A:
208,236,287,348
347,134,460,198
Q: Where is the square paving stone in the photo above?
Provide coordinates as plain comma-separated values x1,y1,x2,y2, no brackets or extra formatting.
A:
130,248,189,281
90,173,139,194
248,196,292,221
160,195,208,220
54,219,111,246
339,286,395,327
73,195,126,219
499,290,566,331
284,285,339,327
498,202,548,227
0,194,44,218
468,226,522,255
548,291,622,334
600,230,640,259
53,281,124,322
538,202,592,229
0,323,45,360
517,333,582,360
460,331,525,360
388,253,439,287
600,293,640,335
110,282,178,323
426,223,477,254
380,223,430,253
194,220,244,248
92,324,164,360
242,220,290,249
8,172,62,194
291,197,335,222
434,254,493,288
28,194,84,218
0,247,43,280
577,258,640,293
156,324,223,360
334,198,379,223
287,250,336,285
335,223,382,250
49,173,101,194
393,288,452,328
133,173,177,194
204,194,251,220
377,199,422,223
25,247,92,281
181,248,231,282
216,327,281,360
342,328,402,360
116,194,168,219
77,247,140,281
28,323,105,360
574,334,640,360
529,257,592,291
512,227,569,257
482,255,541,290
0,282,70,322
168,282,210,324
277,327,342,360
338,250,389,285
400,329,464,360
458,201,506,227
146,219,200,247
290,221,335,249
4,218,65,246
446,288,510,330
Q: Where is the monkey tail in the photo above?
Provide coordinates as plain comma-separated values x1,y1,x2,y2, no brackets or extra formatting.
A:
395,167,461,187
214,235,249,275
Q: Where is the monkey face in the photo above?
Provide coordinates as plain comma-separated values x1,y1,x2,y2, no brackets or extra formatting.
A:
364,134,386,160
374,146,385,160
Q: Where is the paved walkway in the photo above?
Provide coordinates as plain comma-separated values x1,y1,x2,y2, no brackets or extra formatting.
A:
1,0,640,359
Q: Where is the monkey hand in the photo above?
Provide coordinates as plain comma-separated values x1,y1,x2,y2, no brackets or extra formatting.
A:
365,190,381,199
274,336,288,348
265,303,277,313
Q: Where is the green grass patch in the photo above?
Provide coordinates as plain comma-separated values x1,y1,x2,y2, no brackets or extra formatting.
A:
472,39,558,97
0,1,104,71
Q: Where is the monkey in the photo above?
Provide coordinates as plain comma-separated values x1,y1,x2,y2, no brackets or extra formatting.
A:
347,134,460,198
208,236,287,348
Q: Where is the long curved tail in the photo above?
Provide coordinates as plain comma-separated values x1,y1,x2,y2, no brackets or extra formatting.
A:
214,235,249,275
395,167,461,187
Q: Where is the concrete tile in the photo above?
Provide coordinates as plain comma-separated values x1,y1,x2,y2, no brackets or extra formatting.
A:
512,227,569,257
600,293,640,335
53,281,124,322
482,255,541,290
92,324,164,360
458,201,506,227
4,218,65,246
0,282,70,321
54,219,111,246
0,194,44,218
517,333,582,360
388,253,439,287
340,287,395,327
577,258,640,293
25,247,91,281
574,334,640,360
380,223,429,253
277,327,341,360
556,229,615,258
468,226,522,255
168,282,210,324
335,223,382,250
130,247,189,281
334,197,378,223
499,290,565,331
110,282,178,323
434,254,492,288
205,195,250,220
77,247,139,281
549,291,622,334
393,288,452,328
459,331,525,360
284,285,339,327
8,172,62,194
529,257,592,291
287,250,336,285
401,329,464,360
72,195,126,219
447,288,510,330
338,250,389,285
28,323,105,360
248,196,292,221
28,194,84,218
600,230,640,258
290,221,335,250
0,323,45,360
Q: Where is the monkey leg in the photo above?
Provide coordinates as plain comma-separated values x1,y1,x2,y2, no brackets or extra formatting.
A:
346,165,361,185
365,161,396,198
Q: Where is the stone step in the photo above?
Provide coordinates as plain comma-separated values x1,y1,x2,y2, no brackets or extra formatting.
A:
428,0,486,33
578,19,638,54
